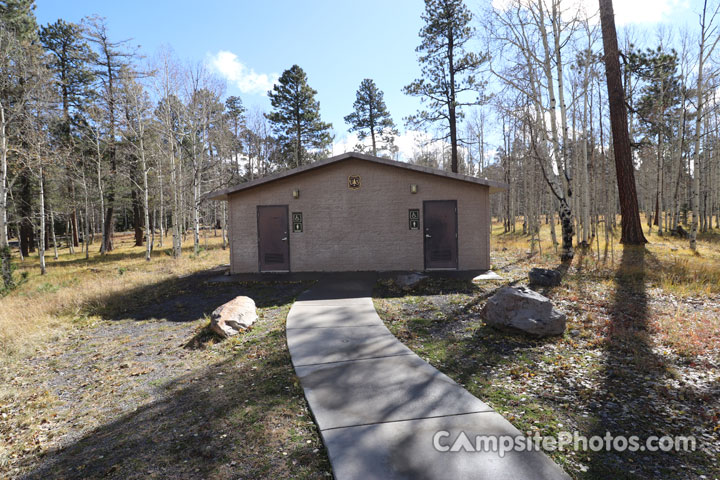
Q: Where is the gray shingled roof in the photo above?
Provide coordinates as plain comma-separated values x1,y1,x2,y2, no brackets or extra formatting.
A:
207,152,508,200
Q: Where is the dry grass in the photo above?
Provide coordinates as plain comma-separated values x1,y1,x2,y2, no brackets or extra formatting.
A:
491,216,720,297
491,217,720,357
0,231,229,357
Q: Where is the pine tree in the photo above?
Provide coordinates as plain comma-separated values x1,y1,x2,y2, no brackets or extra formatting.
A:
403,0,487,173
599,0,647,245
0,0,39,288
0,0,37,41
84,15,134,253
628,46,682,234
40,20,95,138
40,19,96,249
225,95,245,178
344,79,397,157
266,65,332,168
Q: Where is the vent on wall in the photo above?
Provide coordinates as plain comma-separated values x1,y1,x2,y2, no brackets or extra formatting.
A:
431,250,452,261
264,253,285,264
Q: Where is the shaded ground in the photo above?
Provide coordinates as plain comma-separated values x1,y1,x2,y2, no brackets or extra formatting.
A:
3,225,719,479
373,246,720,479
0,273,331,479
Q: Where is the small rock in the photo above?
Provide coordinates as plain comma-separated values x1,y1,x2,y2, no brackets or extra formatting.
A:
570,329,580,337
528,268,562,287
670,225,689,238
395,272,427,289
481,286,566,336
210,296,258,338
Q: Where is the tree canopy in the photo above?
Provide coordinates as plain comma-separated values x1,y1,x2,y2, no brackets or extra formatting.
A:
266,65,332,168
344,78,397,157
403,0,487,173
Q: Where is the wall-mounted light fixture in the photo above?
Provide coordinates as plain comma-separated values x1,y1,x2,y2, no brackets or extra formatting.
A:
292,189,300,199
410,184,418,194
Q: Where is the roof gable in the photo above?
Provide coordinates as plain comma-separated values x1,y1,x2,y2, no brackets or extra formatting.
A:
207,152,508,200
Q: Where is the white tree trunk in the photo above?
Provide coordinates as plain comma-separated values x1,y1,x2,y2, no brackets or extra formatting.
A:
0,101,12,288
39,164,46,275
140,137,151,262
691,3,707,251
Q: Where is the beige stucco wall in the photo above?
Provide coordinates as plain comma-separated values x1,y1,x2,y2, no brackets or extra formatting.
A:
227,158,490,272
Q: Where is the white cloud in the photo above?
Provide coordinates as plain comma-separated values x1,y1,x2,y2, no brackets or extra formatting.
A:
614,0,686,25
331,132,361,156
208,51,278,95
395,130,444,160
331,130,410,160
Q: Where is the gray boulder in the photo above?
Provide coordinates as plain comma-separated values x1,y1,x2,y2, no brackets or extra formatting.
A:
529,268,562,287
481,286,566,336
210,296,258,338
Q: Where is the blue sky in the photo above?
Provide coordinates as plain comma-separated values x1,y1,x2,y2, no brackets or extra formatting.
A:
34,0,701,160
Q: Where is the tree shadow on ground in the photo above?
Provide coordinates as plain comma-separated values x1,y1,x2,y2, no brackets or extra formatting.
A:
19,278,330,480
697,230,720,245
373,274,561,410
584,247,705,478
373,248,719,477
21,349,327,479
37,243,226,268
88,270,299,323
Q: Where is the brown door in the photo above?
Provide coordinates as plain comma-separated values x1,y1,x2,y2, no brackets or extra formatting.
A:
423,200,458,270
257,205,289,271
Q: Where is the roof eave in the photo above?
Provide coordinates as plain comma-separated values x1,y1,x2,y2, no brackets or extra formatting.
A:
205,152,509,200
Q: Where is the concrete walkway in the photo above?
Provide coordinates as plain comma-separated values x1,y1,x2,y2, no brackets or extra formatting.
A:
286,274,570,480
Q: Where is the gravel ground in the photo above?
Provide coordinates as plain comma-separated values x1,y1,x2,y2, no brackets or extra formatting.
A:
0,274,331,479
373,248,720,480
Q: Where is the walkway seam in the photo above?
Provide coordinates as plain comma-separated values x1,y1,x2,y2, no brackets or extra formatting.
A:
285,275,571,480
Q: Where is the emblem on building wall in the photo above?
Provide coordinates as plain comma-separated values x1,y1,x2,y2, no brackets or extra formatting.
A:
348,175,361,190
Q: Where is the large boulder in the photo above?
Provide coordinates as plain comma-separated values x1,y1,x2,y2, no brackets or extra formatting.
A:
529,268,562,287
481,286,566,337
210,296,258,338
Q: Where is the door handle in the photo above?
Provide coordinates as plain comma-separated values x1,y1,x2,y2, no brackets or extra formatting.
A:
281,237,288,241
425,234,432,238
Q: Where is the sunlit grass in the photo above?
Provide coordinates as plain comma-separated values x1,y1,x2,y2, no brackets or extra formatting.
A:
0,231,229,357
490,215,720,357
491,215,720,297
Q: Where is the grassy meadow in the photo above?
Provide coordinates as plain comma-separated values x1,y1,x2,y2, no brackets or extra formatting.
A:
0,218,718,479
0,231,229,357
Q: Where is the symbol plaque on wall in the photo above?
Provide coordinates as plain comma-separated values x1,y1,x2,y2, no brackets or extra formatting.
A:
409,209,420,230
348,175,361,190
292,212,303,233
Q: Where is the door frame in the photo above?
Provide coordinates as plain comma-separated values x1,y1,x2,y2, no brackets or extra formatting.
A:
423,200,459,271
256,204,290,272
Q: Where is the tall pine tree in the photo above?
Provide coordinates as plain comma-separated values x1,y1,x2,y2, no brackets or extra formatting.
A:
599,0,647,245
0,0,37,41
403,0,487,173
344,79,397,157
40,19,96,248
224,95,245,179
266,65,332,168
